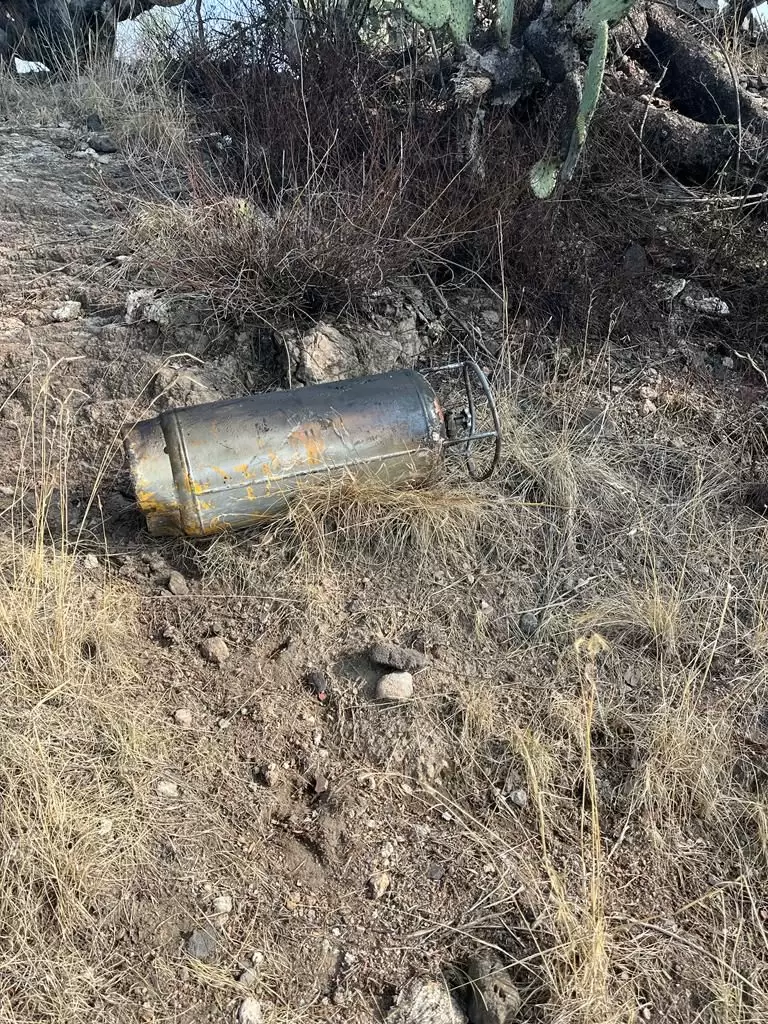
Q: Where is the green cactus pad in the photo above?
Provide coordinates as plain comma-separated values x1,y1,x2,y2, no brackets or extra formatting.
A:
401,0,451,30
581,0,636,30
530,157,561,198
496,0,515,48
449,0,474,40
561,18,608,180
401,0,474,39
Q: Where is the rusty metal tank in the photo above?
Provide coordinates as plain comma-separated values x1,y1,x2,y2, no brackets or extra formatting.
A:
125,369,450,538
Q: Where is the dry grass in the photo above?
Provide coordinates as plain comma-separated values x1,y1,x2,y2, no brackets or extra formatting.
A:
0,374,169,1024
0,58,189,163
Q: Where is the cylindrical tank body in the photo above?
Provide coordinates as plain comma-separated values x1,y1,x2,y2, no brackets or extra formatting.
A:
124,369,446,538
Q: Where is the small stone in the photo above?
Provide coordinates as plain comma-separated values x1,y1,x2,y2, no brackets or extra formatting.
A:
465,954,521,1024
641,398,657,417
369,641,426,672
256,762,279,787
87,131,119,154
375,671,414,701
185,927,218,962
427,863,445,881
518,611,538,636
173,708,192,728
83,553,99,569
507,788,528,808
212,895,232,915
621,242,648,278
200,636,230,666
481,308,501,326
386,979,467,1023
314,771,329,796
51,300,82,323
156,780,179,798
368,870,391,899
722,356,734,369
239,966,259,987
167,571,189,596
86,113,104,132
237,995,264,1019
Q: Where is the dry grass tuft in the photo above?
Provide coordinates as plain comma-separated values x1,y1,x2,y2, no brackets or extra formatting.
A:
0,58,189,163
0,539,164,1023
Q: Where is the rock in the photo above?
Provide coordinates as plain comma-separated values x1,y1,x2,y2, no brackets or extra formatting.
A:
464,955,521,1024
283,318,429,385
682,292,730,317
166,571,189,596
655,278,687,302
387,979,467,1024
427,862,446,881
256,762,279,786
212,894,233,915
368,870,391,899
481,308,500,326
506,788,528,809
185,926,218,962
86,113,104,132
369,641,426,672
156,780,179,798
87,132,119,154
621,242,648,278
641,398,657,417
83,553,99,569
722,356,734,369
293,322,359,383
518,611,538,636
238,997,263,1024
200,636,230,666
239,966,259,987
375,671,414,701
173,708,193,728
51,300,82,323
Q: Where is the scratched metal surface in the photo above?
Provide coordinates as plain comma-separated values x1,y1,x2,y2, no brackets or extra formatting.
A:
125,369,446,537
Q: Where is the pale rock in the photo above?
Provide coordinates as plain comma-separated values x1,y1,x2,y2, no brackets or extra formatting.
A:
386,979,467,1023
166,571,189,596
368,870,391,899
200,636,230,666
51,300,82,322
375,671,414,701
238,997,263,1024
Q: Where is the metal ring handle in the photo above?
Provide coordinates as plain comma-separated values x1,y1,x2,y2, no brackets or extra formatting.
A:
459,358,503,481
421,358,503,481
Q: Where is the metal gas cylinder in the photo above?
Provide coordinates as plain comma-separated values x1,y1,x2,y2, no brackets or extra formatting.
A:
124,362,501,538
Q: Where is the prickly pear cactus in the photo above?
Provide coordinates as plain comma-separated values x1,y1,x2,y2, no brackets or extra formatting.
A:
401,0,474,40
496,0,515,48
530,157,561,198
561,18,608,177
580,0,637,30
528,18,608,196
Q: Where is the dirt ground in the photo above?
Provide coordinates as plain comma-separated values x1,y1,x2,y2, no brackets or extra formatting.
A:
2,77,768,1024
